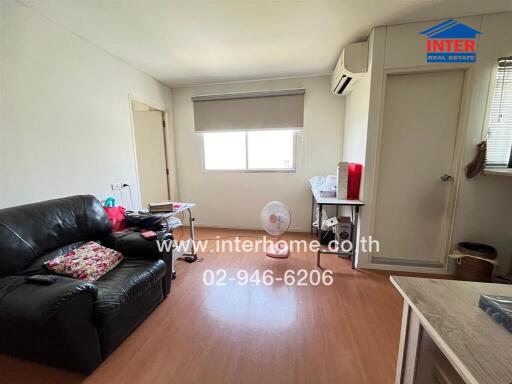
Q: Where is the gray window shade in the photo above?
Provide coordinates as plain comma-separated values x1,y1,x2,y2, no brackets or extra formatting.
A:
486,57,512,168
192,89,305,132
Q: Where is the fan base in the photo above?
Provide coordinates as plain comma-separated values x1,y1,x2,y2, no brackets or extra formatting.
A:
266,242,289,258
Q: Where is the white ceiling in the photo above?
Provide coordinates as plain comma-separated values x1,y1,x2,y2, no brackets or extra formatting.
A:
21,0,512,88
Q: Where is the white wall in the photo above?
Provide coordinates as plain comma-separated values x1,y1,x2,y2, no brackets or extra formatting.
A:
349,14,512,273
343,32,373,167
172,76,344,231
343,28,386,267
451,13,512,274
0,0,176,210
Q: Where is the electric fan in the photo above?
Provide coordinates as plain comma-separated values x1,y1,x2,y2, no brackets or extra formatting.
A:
260,201,291,258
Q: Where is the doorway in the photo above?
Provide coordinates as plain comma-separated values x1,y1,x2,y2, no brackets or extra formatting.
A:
372,70,465,267
131,99,171,209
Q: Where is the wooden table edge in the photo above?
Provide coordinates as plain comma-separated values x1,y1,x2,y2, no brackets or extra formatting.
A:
390,276,480,384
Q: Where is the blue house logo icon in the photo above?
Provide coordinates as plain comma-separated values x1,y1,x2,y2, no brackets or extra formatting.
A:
420,19,482,63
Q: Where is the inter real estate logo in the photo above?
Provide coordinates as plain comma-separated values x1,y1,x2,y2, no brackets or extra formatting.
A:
420,19,481,63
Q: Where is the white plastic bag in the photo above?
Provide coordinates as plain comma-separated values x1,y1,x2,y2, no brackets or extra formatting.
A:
312,208,333,231
309,175,337,198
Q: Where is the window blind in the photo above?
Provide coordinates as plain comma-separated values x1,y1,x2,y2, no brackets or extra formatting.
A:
486,57,512,168
192,89,305,132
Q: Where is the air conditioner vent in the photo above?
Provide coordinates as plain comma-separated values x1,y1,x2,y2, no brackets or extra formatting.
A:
334,75,352,95
331,42,368,96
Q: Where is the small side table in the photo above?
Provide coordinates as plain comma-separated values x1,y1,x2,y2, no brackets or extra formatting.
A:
147,202,197,279
166,202,197,261
311,188,363,269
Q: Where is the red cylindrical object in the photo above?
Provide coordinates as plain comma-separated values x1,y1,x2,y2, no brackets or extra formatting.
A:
347,163,362,200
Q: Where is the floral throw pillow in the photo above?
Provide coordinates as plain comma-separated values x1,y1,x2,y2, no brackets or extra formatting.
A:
45,241,123,282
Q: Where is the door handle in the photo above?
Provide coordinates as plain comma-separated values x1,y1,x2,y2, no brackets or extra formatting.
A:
440,174,454,181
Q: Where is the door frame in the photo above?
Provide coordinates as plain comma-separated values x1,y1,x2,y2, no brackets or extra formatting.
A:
367,65,472,271
128,94,177,210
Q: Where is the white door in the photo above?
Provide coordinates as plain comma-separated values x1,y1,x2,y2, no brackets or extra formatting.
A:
133,110,169,209
372,70,464,266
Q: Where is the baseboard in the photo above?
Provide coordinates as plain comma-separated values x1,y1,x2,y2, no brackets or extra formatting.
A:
372,257,444,268
192,223,310,233
361,260,452,275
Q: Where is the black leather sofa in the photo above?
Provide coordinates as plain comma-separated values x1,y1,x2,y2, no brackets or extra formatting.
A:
0,195,172,373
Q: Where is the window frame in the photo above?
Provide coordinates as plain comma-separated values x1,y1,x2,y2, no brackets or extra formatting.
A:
201,130,298,173
484,57,512,169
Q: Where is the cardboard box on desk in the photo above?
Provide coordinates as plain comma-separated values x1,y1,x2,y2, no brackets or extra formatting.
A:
149,201,173,213
336,162,349,199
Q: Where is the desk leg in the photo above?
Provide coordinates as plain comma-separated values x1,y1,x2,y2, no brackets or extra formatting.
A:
351,205,360,269
188,208,197,259
396,302,422,384
310,194,315,235
183,208,197,260
317,203,324,268
318,204,323,242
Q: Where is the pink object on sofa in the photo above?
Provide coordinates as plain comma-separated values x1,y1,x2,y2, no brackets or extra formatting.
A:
45,241,123,282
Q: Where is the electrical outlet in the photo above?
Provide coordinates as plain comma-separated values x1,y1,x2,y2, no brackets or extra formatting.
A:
111,182,122,191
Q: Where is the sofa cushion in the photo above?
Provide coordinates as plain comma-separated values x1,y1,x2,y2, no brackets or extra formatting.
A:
45,241,123,282
93,258,166,324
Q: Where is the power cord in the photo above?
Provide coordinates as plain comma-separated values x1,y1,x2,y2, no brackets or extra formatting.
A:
121,183,134,211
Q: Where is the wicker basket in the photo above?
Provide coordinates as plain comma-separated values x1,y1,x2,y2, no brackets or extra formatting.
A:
454,242,497,282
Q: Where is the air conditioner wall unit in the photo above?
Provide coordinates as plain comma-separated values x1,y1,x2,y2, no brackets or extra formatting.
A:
331,41,369,96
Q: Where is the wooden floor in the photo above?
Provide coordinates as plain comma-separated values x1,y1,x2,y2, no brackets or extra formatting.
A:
0,228,408,384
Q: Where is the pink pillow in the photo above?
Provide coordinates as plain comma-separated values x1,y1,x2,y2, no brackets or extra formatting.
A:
45,241,123,282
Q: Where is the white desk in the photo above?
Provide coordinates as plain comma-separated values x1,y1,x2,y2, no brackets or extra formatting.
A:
391,276,512,384
310,188,363,269
169,202,196,260
148,202,197,278
311,188,364,207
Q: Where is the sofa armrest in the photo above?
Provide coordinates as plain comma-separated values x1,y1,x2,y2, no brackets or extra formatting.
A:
0,275,97,324
0,275,102,373
103,231,173,296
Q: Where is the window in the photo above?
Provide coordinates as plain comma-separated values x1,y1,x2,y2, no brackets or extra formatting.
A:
194,89,303,171
486,57,512,168
203,130,295,171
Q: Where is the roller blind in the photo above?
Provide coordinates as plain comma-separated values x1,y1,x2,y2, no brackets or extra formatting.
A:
486,57,512,168
192,89,305,132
